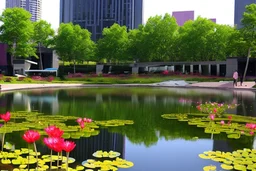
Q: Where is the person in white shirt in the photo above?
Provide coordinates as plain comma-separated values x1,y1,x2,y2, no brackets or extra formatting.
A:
233,70,238,87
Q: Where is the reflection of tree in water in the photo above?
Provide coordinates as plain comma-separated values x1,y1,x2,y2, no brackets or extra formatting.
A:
2,88,256,149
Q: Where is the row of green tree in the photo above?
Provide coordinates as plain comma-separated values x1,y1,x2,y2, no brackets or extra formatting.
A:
0,5,256,72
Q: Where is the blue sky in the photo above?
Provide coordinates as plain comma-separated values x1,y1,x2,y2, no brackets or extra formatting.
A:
0,0,234,30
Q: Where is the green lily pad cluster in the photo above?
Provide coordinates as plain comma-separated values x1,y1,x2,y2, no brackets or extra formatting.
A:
199,148,256,171
92,150,121,158
82,151,134,171
0,111,134,170
0,148,82,171
161,113,256,139
0,111,134,140
95,120,134,127
0,148,133,171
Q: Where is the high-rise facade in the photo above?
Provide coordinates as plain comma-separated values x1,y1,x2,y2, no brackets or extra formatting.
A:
234,0,256,29
210,18,217,23
60,0,144,41
6,0,42,22
172,11,194,26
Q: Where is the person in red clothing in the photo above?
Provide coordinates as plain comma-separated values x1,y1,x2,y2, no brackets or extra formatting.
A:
233,70,238,87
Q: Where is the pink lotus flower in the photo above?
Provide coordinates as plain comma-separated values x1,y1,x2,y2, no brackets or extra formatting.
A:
76,118,83,124
45,125,64,138
80,121,85,129
228,115,232,120
85,118,92,123
62,141,76,152
22,130,40,143
213,108,217,113
209,114,215,120
83,118,92,123
1,111,10,122
220,120,225,125
250,131,254,135
196,105,201,111
44,137,64,152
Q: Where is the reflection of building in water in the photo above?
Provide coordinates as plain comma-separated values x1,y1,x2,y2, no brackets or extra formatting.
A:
212,140,233,152
12,91,59,114
233,90,256,116
71,129,125,162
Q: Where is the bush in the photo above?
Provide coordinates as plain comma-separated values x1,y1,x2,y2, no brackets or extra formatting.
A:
5,77,12,82
47,76,55,82
17,77,25,81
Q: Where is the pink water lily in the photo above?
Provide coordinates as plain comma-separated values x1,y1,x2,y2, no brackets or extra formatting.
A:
213,108,217,113
209,114,215,120
220,120,225,125
1,111,10,123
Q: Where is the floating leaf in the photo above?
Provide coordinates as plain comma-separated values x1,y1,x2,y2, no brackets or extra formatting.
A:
203,165,216,171
221,164,233,170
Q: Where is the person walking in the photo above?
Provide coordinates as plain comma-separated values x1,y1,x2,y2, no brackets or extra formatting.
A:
233,70,238,87
240,73,243,86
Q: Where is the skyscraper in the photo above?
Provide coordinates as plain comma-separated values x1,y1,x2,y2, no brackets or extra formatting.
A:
209,18,217,23
6,0,42,22
234,0,256,29
172,11,194,26
60,0,144,41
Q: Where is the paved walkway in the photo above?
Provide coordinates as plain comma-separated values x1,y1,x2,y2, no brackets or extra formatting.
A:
1,81,255,92
188,81,256,89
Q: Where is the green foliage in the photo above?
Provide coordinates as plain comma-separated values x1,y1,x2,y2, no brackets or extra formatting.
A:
33,20,55,69
54,23,95,73
97,23,129,62
0,7,36,58
33,20,54,47
143,14,179,61
241,3,256,49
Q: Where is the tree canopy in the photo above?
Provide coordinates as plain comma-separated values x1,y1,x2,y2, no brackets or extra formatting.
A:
54,23,95,73
0,7,36,59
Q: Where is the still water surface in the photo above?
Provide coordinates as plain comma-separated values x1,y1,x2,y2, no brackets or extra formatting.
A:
1,87,256,171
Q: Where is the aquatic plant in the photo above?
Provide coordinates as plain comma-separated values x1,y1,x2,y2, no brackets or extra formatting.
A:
82,150,133,170
196,102,238,117
161,113,256,139
62,140,76,171
1,111,11,152
0,110,134,170
22,130,40,169
199,148,256,170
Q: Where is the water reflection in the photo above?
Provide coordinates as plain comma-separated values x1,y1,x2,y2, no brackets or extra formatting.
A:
1,87,256,171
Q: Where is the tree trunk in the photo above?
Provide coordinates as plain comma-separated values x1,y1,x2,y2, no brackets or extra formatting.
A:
38,43,43,70
10,40,16,75
73,59,76,73
243,47,251,83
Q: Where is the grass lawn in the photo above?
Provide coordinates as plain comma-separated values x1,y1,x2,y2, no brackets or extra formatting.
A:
0,74,236,84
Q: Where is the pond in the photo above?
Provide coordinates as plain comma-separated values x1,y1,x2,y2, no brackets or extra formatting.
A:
1,87,256,171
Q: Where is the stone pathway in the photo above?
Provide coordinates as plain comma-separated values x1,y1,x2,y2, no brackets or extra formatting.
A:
188,81,255,89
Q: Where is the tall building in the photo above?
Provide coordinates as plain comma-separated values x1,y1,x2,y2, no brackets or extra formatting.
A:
60,0,144,41
210,18,217,23
234,0,256,29
6,0,42,22
172,11,194,26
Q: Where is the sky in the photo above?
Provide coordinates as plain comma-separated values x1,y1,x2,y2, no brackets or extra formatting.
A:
0,0,234,30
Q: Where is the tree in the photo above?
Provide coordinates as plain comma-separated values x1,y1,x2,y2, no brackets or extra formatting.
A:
33,20,55,69
127,26,148,62
97,23,129,63
177,17,217,61
0,8,36,65
240,4,256,81
143,14,179,61
54,23,95,73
